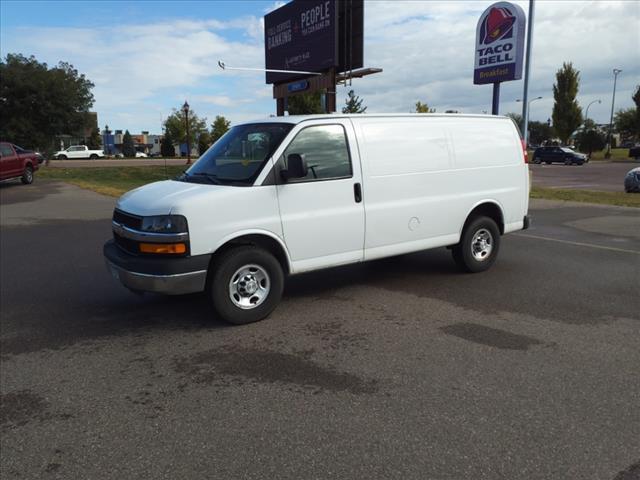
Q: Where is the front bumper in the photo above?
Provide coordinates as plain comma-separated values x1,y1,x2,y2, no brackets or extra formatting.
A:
104,240,210,295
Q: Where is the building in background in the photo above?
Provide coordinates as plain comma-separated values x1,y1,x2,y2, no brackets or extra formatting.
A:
101,128,163,155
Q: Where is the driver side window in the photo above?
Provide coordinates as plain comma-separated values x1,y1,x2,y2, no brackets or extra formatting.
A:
280,124,351,183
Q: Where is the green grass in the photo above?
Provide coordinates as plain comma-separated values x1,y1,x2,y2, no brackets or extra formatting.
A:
39,165,640,208
39,165,185,197
531,186,640,208
589,148,635,162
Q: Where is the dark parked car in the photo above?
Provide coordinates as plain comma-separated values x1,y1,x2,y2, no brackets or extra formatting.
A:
629,146,640,160
624,167,640,193
532,146,588,165
0,142,39,184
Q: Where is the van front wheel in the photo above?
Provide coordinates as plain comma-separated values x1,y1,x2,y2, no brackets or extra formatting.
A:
208,246,284,325
452,216,501,273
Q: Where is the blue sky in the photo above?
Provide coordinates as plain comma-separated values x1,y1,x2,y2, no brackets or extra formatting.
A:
1,1,638,134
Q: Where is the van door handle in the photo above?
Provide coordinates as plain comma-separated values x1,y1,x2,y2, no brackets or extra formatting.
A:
353,183,362,203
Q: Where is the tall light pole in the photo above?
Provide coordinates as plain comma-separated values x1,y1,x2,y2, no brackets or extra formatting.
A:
516,96,542,145
606,68,622,158
584,99,601,126
520,0,535,146
182,100,191,165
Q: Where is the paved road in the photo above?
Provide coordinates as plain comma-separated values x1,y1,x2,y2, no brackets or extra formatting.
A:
1,180,639,479
530,161,638,192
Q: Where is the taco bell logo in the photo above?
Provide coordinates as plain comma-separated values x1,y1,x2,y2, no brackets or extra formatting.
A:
473,2,526,85
481,7,515,44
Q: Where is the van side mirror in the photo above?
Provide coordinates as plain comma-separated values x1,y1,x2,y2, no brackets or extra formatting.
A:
281,153,308,181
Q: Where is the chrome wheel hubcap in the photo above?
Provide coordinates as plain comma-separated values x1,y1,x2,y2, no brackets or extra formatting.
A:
471,228,493,261
229,264,270,309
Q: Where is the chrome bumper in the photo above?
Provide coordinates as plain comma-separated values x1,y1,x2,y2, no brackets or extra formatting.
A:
105,259,207,295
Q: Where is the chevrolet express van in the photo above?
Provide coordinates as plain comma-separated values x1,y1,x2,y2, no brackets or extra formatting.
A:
104,114,530,324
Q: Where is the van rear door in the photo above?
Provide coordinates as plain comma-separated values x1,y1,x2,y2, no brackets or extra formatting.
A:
275,119,365,272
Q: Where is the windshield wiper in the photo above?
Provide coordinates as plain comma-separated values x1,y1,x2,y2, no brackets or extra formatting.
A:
190,172,223,184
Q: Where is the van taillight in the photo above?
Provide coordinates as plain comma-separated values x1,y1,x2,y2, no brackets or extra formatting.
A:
521,139,528,163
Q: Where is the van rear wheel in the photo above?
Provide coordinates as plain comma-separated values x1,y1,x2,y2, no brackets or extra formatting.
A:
452,216,501,273
208,246,284,325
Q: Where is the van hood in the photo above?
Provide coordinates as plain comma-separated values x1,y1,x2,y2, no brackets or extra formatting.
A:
116,180,227,216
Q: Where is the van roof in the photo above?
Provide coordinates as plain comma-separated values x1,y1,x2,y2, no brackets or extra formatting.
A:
239,113,510,126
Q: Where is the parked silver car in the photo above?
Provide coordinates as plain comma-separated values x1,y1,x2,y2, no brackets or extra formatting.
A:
624,167,640,193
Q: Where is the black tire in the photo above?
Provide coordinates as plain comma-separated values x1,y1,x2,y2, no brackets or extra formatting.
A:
545,161,552,165
532,157,542,164
89,154,98,159
21,165,34,185
452,216,501,273
58,154,67,160
208,246,284,325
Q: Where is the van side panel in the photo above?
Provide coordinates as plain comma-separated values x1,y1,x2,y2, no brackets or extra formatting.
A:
447,117,527,232
353,116,527,260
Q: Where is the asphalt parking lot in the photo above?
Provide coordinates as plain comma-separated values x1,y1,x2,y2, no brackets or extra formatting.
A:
530,161,637,192
1,180,639,479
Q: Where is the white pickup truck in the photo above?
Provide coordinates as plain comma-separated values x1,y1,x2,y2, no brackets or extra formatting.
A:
55,145,105,160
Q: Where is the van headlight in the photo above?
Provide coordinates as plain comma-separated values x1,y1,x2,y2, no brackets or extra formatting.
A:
140,215,188,233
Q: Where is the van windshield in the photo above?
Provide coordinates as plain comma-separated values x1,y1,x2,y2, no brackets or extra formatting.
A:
180,123,293,186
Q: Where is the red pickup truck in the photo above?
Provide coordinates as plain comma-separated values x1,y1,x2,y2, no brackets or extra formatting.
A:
0,142,39,184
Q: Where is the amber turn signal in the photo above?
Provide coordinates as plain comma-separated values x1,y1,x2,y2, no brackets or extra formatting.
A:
139,242,186,254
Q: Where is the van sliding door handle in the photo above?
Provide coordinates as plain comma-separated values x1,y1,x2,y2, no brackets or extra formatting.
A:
353,183,362,203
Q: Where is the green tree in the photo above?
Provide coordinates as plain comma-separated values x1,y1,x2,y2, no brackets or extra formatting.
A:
342,90,367,113
575,129,606,156
613,86,640,142
164,107,208,152
87,127,102,149
506,112,524,129
528,120,553,146
287,92,324,115
551,62,583,145
0,53,95,151
122,130,136,157
198,131,212,155
614,108,638,141
210,115,231,144
414,101,436,113
161,130,175,157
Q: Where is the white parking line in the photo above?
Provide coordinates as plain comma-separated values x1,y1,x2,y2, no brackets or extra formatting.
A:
513,233,640,255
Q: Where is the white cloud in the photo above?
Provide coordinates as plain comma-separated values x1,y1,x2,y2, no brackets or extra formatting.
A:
346,0,639,123
1,1,637,132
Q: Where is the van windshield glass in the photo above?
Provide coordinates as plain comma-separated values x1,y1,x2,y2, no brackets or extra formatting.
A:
180,123,293,186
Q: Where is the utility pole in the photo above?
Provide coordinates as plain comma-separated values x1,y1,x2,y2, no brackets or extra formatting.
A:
520,0,535,145
606,68,622,158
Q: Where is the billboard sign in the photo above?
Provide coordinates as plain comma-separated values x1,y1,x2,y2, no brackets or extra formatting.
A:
265,0,338,84
473,2,526,85
264,0,363,84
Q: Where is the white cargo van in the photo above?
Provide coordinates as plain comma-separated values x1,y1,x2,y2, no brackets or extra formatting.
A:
104,114,529,324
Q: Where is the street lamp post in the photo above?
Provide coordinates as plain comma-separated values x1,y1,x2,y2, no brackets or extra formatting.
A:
516,96,542,145
104,124,111,155
606,68,622,158
584,99,601,126
182,100,191,165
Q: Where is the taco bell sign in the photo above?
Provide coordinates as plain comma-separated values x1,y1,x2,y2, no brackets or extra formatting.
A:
474,2,526,85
